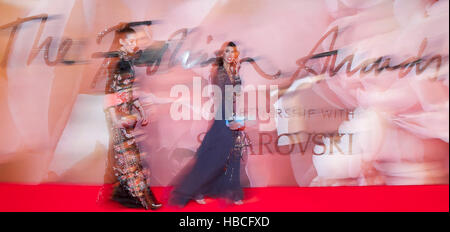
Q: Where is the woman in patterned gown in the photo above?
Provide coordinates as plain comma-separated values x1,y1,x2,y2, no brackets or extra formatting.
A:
100,27,162,210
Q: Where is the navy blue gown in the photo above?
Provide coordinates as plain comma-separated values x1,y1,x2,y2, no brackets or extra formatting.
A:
169,61,245,206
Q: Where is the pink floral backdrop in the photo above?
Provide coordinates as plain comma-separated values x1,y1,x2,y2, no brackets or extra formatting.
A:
0,0,448,187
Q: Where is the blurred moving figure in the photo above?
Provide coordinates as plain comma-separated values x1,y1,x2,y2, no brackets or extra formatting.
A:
98,26,162,210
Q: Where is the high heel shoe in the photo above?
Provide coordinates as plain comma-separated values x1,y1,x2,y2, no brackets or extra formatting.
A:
149,202,163,210
111,184,143,208
233,200,244,205
195,199,207,205
146,187,163,210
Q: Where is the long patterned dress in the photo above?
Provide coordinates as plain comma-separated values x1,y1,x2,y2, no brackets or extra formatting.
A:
169,59,251,206
103,50,157,209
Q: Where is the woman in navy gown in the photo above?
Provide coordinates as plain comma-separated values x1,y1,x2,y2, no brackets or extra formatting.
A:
169,42,249,206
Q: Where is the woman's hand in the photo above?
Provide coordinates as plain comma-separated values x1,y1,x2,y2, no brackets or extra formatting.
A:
141,117,149,126
120,115,138,128
132,100,149,126
113,119,125,129
227,121,243,130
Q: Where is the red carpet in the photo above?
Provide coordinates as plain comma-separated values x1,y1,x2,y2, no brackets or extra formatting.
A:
0,183,448,212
